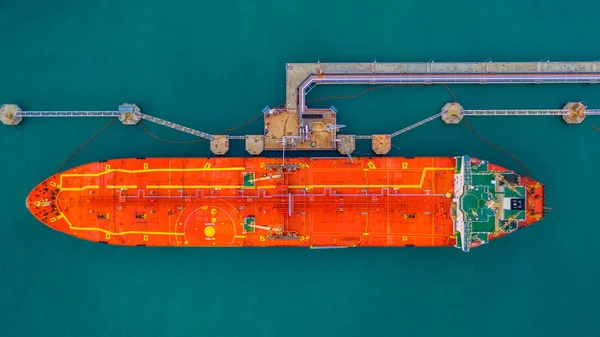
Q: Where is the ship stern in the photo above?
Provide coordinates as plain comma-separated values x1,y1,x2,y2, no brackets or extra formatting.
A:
520,176,546,227
451,156,546,252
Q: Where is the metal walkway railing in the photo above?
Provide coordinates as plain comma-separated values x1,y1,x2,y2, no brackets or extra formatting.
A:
390,113,441,137
463,109,568,116
17,111,120,117
136,113,214,140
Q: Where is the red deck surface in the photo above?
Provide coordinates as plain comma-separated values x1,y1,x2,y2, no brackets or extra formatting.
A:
26,157,460,247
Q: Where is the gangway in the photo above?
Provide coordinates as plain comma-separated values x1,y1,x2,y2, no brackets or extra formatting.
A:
137,112,214,140
390,113,442,137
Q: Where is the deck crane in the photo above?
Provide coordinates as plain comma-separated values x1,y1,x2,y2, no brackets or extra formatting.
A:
492,211,523,236
491,170,522,196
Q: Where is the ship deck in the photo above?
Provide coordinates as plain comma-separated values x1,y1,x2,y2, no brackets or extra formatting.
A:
28,157,458,247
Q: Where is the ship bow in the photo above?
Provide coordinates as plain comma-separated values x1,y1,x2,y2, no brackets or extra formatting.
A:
26,173,66,232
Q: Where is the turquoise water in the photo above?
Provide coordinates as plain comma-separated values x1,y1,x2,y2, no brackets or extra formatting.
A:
1,0,599,336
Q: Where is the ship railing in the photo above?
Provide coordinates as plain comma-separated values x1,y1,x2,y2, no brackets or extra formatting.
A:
462,221,473,252
461,156,473,252
310,246,348,249
463,157,473,188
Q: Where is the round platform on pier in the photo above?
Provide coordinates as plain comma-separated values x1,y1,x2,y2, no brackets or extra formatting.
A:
441,102,464,124
211,135,229,155
336,135,355,155
245,135,264,155
562,102,586,124
372,134,391,155
0,104,23,125
118,103,142,125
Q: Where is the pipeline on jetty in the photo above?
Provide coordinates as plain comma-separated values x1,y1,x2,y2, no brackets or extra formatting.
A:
2,60,599,157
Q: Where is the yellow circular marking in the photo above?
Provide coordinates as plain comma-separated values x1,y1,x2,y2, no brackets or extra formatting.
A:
204,226,216,237
211,217,217,223
260,163,265,168
300,236,305,241
535,183,541,188
534,215,541,219
211,208,217,215
259,236,265,241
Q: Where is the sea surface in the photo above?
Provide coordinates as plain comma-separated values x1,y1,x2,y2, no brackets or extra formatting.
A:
1,0,599,336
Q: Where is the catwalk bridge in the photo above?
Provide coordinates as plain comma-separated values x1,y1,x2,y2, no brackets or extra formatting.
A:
2,60,600,156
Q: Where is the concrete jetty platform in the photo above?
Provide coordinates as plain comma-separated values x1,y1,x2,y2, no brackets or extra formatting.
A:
264,107,339,150
285,61,600,112
4,60,600,157
210,135,229,155
562,102,586,124
441,103,464,124
336,135,355,155
275,61,600,152
118,104,142,125
0,104,22,125
372,135,392,155
245,135,264,155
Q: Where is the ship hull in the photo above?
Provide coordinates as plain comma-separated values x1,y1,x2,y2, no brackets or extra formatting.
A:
26,156,545,251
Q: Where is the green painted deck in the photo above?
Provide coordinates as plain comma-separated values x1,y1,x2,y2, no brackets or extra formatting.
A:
471,161,489,173
244,216,256,233
472,173,493,186
243,172,256,188
456,157,530,249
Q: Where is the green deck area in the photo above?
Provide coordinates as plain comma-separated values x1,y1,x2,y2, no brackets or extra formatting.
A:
243,172,255,188
472,173,493,186
504,209,526,221
454,156,529,251
503,186,525,198
455,157,462,173
244,216,255,232
460,184,496,231
471,217,496,233
471,161,489,173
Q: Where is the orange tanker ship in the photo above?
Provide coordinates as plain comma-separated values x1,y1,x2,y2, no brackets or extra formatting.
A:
26,155,545,252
